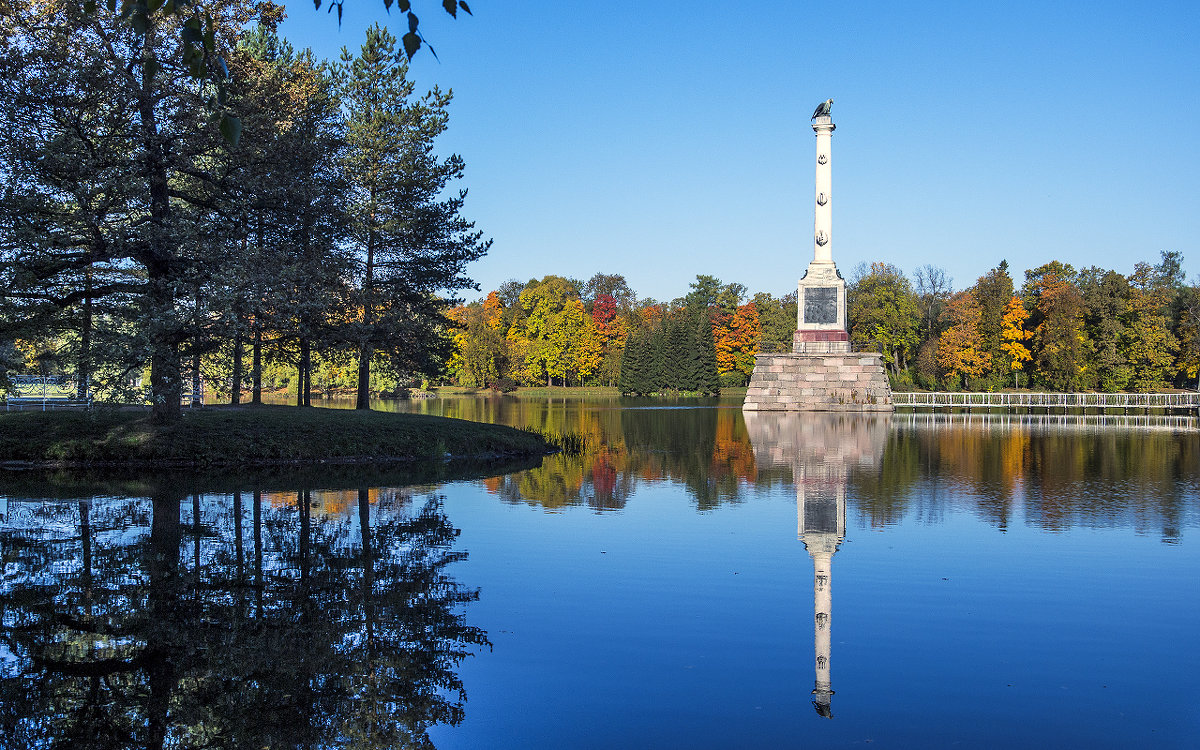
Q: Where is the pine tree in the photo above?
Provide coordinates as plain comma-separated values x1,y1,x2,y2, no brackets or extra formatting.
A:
338,25,490,409
663,316,691,391
0,1,270,421
694,314,721,395
222,29,350,407
620,328,654,395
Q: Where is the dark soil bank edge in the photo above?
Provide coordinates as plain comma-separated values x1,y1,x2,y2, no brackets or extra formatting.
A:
0,456,546,501
0,405,553,468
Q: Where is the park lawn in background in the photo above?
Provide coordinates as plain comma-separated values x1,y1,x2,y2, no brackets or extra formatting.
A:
0,405,550,467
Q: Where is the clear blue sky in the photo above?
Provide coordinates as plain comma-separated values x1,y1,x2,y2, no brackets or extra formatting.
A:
279,0,1200,303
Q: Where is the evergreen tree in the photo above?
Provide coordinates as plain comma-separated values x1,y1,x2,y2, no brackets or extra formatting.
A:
0,1,271,421
620,327,661,396
338,25,490,409
663,315,692,391
618,329,644,395
221,29,350,407
646,321,667,392
694,313,721,395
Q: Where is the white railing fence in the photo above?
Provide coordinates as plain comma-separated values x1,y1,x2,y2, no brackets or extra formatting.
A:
891,391,1200,412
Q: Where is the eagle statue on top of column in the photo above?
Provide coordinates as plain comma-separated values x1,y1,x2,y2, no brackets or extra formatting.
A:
811,99,833,120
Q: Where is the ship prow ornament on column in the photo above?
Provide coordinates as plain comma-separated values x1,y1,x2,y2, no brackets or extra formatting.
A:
743,100,893,412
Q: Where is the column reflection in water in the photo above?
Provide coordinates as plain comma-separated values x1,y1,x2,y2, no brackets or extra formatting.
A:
744,412,890,718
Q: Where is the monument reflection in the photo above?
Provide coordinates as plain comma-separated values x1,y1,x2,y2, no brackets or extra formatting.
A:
744,412,890,718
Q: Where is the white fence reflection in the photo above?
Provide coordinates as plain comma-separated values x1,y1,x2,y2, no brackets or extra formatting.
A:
892,411,1199,432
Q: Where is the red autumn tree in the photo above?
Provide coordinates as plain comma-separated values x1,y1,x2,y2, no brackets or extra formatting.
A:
591,293,618,337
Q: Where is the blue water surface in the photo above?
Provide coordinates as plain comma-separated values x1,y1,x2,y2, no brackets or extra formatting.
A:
2,403,1198,749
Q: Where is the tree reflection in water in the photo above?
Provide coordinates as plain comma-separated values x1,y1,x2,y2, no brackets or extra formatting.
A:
0,487,487,749
451,395,1196,540
483,404,771,512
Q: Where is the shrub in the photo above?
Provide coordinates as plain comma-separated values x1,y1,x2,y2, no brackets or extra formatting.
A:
489,377,518,393
719,371,749,388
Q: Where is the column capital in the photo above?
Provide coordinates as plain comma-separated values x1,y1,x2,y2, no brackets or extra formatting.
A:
812,115,835,133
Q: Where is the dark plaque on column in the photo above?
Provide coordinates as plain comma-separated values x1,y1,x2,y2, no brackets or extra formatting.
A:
804,287,838,325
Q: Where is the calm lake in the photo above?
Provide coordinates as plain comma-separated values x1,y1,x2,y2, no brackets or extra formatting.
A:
2,396,1199,749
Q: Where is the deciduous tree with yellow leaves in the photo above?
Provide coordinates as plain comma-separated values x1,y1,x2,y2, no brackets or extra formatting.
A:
1000,297,1032,387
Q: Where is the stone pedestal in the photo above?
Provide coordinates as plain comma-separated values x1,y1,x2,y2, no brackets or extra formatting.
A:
795,260,849,354
743,353,892,411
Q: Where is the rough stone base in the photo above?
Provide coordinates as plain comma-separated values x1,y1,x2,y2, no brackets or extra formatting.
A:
742,353,894,412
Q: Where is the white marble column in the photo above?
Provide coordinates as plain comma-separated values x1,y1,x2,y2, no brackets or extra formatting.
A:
794,110,848,351
812,115,835,264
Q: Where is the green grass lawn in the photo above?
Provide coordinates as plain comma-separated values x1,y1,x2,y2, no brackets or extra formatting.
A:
0,404,551,467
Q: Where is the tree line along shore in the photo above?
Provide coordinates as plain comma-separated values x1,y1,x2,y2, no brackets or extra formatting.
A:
8,257,1196,410
448,253,1197,396
2,7,1194,422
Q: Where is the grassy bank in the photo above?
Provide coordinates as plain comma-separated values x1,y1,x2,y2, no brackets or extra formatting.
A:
0,405,552,468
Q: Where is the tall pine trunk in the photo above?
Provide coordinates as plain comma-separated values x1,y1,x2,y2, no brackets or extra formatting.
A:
356,205,377,410
251,326,262,404
148,274,182,421
191,350,202,408
230,331,243,405
138,27,180,424
252,215,265,405
231,231,248,405
190,284,202,408
356,345,371,408
78,265,92,399
301,338,312,406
